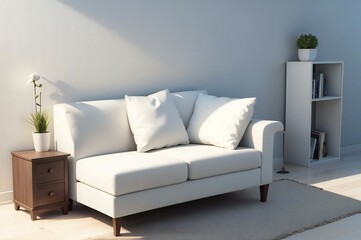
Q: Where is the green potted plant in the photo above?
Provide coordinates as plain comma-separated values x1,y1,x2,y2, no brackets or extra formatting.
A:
297,34,319,61
28,72,50,152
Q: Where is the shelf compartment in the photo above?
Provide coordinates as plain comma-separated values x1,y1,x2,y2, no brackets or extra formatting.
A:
312,96,341,102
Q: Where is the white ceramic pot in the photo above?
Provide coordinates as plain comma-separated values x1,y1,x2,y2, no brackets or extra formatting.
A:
32,132,50,152
298,49,317,61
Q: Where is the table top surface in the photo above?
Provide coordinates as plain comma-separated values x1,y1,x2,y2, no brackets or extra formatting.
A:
11,150,70,161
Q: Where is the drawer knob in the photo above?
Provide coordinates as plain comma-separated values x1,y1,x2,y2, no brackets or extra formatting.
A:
48,191,55,197
48,168,54,174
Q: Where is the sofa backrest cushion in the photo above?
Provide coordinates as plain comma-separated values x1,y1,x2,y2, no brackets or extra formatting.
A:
64,99,136,160
125,89,189,152
187,93,256,150
57,89,205,159
171,90,207,128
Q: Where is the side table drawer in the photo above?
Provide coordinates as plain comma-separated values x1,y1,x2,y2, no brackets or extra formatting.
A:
36,160,65,184
35,182,65,207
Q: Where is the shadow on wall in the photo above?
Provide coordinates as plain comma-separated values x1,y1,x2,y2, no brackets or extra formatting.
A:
57,0,249,89
42,77,79,103
57,0,242,59
56,0,301,102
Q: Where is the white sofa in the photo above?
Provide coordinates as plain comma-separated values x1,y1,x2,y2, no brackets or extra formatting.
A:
53,90,283,236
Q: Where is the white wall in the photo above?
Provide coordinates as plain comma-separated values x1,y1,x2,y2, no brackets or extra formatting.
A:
1,0,361,202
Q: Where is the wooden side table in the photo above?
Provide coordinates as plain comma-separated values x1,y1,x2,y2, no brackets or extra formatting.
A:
11,150,70,220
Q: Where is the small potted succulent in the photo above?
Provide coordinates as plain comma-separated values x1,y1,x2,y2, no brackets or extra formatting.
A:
28,72,50,152
297,34,319,61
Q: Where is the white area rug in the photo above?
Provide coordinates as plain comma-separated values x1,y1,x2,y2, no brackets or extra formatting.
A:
91,179,361,240
286,213,361,240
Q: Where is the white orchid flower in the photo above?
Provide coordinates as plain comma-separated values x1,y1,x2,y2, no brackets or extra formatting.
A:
27,72,41,85
27,72,48,133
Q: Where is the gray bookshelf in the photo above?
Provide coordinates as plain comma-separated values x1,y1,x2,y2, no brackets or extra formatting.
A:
285,61,343,167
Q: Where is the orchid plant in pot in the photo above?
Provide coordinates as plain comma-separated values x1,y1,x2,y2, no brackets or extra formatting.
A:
28,73,50,152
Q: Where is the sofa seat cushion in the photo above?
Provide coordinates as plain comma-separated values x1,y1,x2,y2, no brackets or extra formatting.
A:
151,144,261,180
76,152,188,196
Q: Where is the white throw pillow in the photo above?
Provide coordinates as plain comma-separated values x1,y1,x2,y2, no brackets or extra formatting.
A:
171,90,207,128
187,93,256,150
125,89,189,152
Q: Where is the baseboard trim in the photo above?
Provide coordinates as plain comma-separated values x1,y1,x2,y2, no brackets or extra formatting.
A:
341,144,361,155
0,191,13,205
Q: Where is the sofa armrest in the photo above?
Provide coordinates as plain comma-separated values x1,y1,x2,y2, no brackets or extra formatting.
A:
54,104,75,157
239,119,284,185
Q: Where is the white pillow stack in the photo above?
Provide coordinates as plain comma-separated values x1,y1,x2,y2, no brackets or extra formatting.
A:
171,90,207,128
187,93,256,150
125,89,256,152
125,89,189,152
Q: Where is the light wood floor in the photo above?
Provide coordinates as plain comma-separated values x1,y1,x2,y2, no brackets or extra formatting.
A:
1,151,361,240
275,151,361,201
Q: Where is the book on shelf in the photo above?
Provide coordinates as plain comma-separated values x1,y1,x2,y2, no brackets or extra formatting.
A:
311,130,327,160
312,73,327,99
310,137,317,160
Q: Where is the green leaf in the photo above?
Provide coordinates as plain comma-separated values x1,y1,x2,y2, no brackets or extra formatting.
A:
297,34,319,49
29,111,49,133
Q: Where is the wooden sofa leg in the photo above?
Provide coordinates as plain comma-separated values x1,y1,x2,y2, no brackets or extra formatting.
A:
112,217,121,236
68,199,73,211
260,184,269,202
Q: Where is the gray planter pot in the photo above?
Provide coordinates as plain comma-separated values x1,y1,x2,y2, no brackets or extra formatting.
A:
298,49,317,61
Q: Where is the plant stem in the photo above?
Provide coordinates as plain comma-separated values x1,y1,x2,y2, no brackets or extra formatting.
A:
33,81,37,113
39,92,42,113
